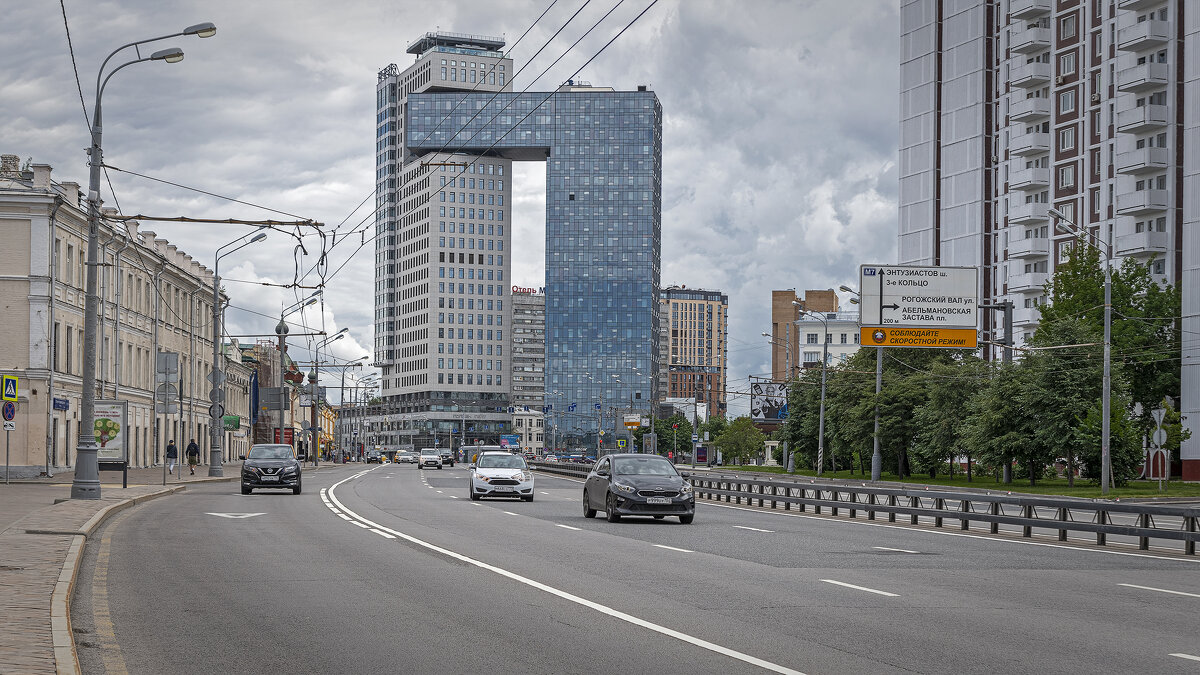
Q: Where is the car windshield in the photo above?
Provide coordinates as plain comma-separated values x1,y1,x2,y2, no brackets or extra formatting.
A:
421,450,439,456
477,454,526,469
247,446,294,460
612,457,677,476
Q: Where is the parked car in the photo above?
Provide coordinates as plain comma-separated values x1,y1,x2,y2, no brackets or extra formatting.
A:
240,444,302,495
469,451,534,501
418,448,442,470
583,454,694,524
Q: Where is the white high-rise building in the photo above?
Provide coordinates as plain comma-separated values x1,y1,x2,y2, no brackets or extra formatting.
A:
374,32,515,450
899,0,1199,480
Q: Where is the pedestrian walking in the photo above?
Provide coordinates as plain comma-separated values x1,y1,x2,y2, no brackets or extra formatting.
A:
166,440,178,475
186,439,200,475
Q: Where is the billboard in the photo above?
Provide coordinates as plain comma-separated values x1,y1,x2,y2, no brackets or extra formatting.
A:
750,380,788,421
93,400,129,462
499,434,521,448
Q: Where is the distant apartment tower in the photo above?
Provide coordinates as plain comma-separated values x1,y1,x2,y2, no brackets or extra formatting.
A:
660,286,728,419
767,289,839,382
898,1,1199,478
510,287,545,411
374,33,515,449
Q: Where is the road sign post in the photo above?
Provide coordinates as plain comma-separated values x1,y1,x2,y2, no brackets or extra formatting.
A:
3,400,14,484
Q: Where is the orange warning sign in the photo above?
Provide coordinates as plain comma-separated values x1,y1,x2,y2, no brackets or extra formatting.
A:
861,327,978,349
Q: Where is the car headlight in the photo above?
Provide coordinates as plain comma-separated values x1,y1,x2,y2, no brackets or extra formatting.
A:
476,474,491,483
516,472,532,482
679,483,693,496
611,482,636,494
281,465,298,474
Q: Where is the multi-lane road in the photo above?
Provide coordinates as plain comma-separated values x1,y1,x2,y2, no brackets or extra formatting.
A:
72,463,1200,674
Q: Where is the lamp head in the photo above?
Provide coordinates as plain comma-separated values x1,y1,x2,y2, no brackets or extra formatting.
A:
249,233,267,243
336,327,350,335
304,297,318,307
151,47,185,63
1047,207,1069,222
183,22,217,38
838,285,854,293
791,300,803,307
761,332,770,337
849,298,859,305
309,289,323,298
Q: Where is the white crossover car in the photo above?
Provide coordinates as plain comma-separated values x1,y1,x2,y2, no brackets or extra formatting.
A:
469,451,535,501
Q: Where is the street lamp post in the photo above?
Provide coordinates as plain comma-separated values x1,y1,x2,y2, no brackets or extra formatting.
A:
309,328,347,466
795,303,829,476
73,22,217,500
208,231,266,476
1049,207,1113,495
334,356,367,462
842,284,882,481
277,292,320,452
762,331,795,471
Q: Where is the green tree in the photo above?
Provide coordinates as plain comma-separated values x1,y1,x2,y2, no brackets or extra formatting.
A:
963,361,1038,483
715,416,767,465
1074,393,1141,486
911,358,985,478
656,414,692,460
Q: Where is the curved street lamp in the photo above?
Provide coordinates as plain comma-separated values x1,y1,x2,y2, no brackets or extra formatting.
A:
73,23,217,500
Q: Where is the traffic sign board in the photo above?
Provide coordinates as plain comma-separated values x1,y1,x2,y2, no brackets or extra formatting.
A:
209,404,225,419
861,327,977,349
1151,407,1167,427
617,439,626,448
2,401,14,421
1152,428,1168,448
2,376,17,401
859,265,978,328
3,420,13,431
207,369,226,386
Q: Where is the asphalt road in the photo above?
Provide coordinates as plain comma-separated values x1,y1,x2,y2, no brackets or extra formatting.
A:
72,463,1200,674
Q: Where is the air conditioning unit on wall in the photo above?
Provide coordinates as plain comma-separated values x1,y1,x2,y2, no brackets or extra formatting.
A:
1091,93,1100,103
1055,76,1064,84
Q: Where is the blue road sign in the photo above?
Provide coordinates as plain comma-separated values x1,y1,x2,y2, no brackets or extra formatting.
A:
2,376,17,401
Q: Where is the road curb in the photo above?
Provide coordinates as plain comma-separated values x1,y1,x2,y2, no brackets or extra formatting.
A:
51,485,187,675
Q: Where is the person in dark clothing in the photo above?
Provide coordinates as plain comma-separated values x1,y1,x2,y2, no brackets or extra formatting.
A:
166,441,178,474
186,439,200,475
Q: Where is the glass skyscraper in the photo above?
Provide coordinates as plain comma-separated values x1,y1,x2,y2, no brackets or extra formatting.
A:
406,87,662,444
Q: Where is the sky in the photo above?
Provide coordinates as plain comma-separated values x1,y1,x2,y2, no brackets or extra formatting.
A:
2,0,900,414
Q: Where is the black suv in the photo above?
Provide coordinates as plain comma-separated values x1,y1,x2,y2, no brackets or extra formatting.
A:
241,444,302,494
366,450,383,464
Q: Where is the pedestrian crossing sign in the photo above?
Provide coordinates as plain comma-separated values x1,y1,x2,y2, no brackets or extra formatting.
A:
2,376,16,401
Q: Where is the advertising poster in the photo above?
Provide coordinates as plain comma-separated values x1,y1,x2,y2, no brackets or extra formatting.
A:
93,400,129,462
749,379,788,421
500,434,521,448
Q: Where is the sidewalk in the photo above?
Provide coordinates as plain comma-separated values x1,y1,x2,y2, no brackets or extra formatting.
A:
0,464,271,674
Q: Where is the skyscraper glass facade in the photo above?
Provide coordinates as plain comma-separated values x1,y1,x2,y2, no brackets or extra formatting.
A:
407,89,663,436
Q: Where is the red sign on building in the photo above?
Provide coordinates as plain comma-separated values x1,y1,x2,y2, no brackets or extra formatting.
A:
273,429,295,444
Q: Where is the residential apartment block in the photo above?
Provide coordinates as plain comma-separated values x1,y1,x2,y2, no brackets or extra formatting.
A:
898,0,1199,478
767,289,841,382
660,285,728,420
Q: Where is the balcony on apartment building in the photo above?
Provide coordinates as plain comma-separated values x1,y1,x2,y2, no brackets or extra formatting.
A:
1008,201,1050,224
1008,271,1049,293
1115,228,1169,257
1116,62,1169,93
1010,131,1051,156
1116,104,1169,134
1115,146,1169,174
1011,61,1052,88
1012,305,1042,326
1010,96,1051,122
1008,235,1050,258
1010,167,1050,191
1117,19,1170,53
1115,188,1169,215
1010,0,1051,20
1118,0,1163,10
1010,25,1052,54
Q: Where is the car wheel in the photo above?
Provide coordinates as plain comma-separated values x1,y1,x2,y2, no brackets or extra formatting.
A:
470,490,481,501
583,491,596,518
293,482,302,495
605,493,621,523
522,495,534,502
679,514,694,524
241,485,252,495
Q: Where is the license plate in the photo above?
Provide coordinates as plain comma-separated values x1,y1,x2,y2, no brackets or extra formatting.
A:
261,475,279,482
646,496,670,505
495,486,513,492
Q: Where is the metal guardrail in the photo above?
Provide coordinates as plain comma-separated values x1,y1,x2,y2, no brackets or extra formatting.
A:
689,474,1199,555
529,462,1199,555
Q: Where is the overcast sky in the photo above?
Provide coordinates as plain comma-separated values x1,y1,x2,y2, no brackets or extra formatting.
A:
2,0,899,414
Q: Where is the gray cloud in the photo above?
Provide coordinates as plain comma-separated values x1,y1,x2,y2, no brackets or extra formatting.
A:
2,0,898,412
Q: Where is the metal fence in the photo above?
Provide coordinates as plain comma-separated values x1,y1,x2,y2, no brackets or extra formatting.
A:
529,462,1198,555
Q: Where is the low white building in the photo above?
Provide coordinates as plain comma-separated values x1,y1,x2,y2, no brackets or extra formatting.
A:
795,310,861,369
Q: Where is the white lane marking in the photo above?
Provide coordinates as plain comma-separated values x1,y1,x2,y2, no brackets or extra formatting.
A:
820,579,899,598
370,529,396,539
653,544,694,553
436,490,443,494
1119,583,1200,599
205,513,265,519
540,491,551,495
733,525,773,533
337,513,352,521
352,521,369,528
874,546,920,554
326,474,802,675
503,511,519,516
704,502,1200,565
1170,654,1200,662
555,524,582,531
450,495,459,499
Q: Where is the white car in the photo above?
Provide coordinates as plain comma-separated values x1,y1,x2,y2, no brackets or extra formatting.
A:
469,451,535,501
418,448,442,470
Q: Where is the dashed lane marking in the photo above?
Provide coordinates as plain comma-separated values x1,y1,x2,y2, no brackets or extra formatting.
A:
653,544,693,553
1119,583,1200,599
873,546,920,554
733,525,773,533
555,524,582,531
1170,654,1200,662
820,579,899,597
